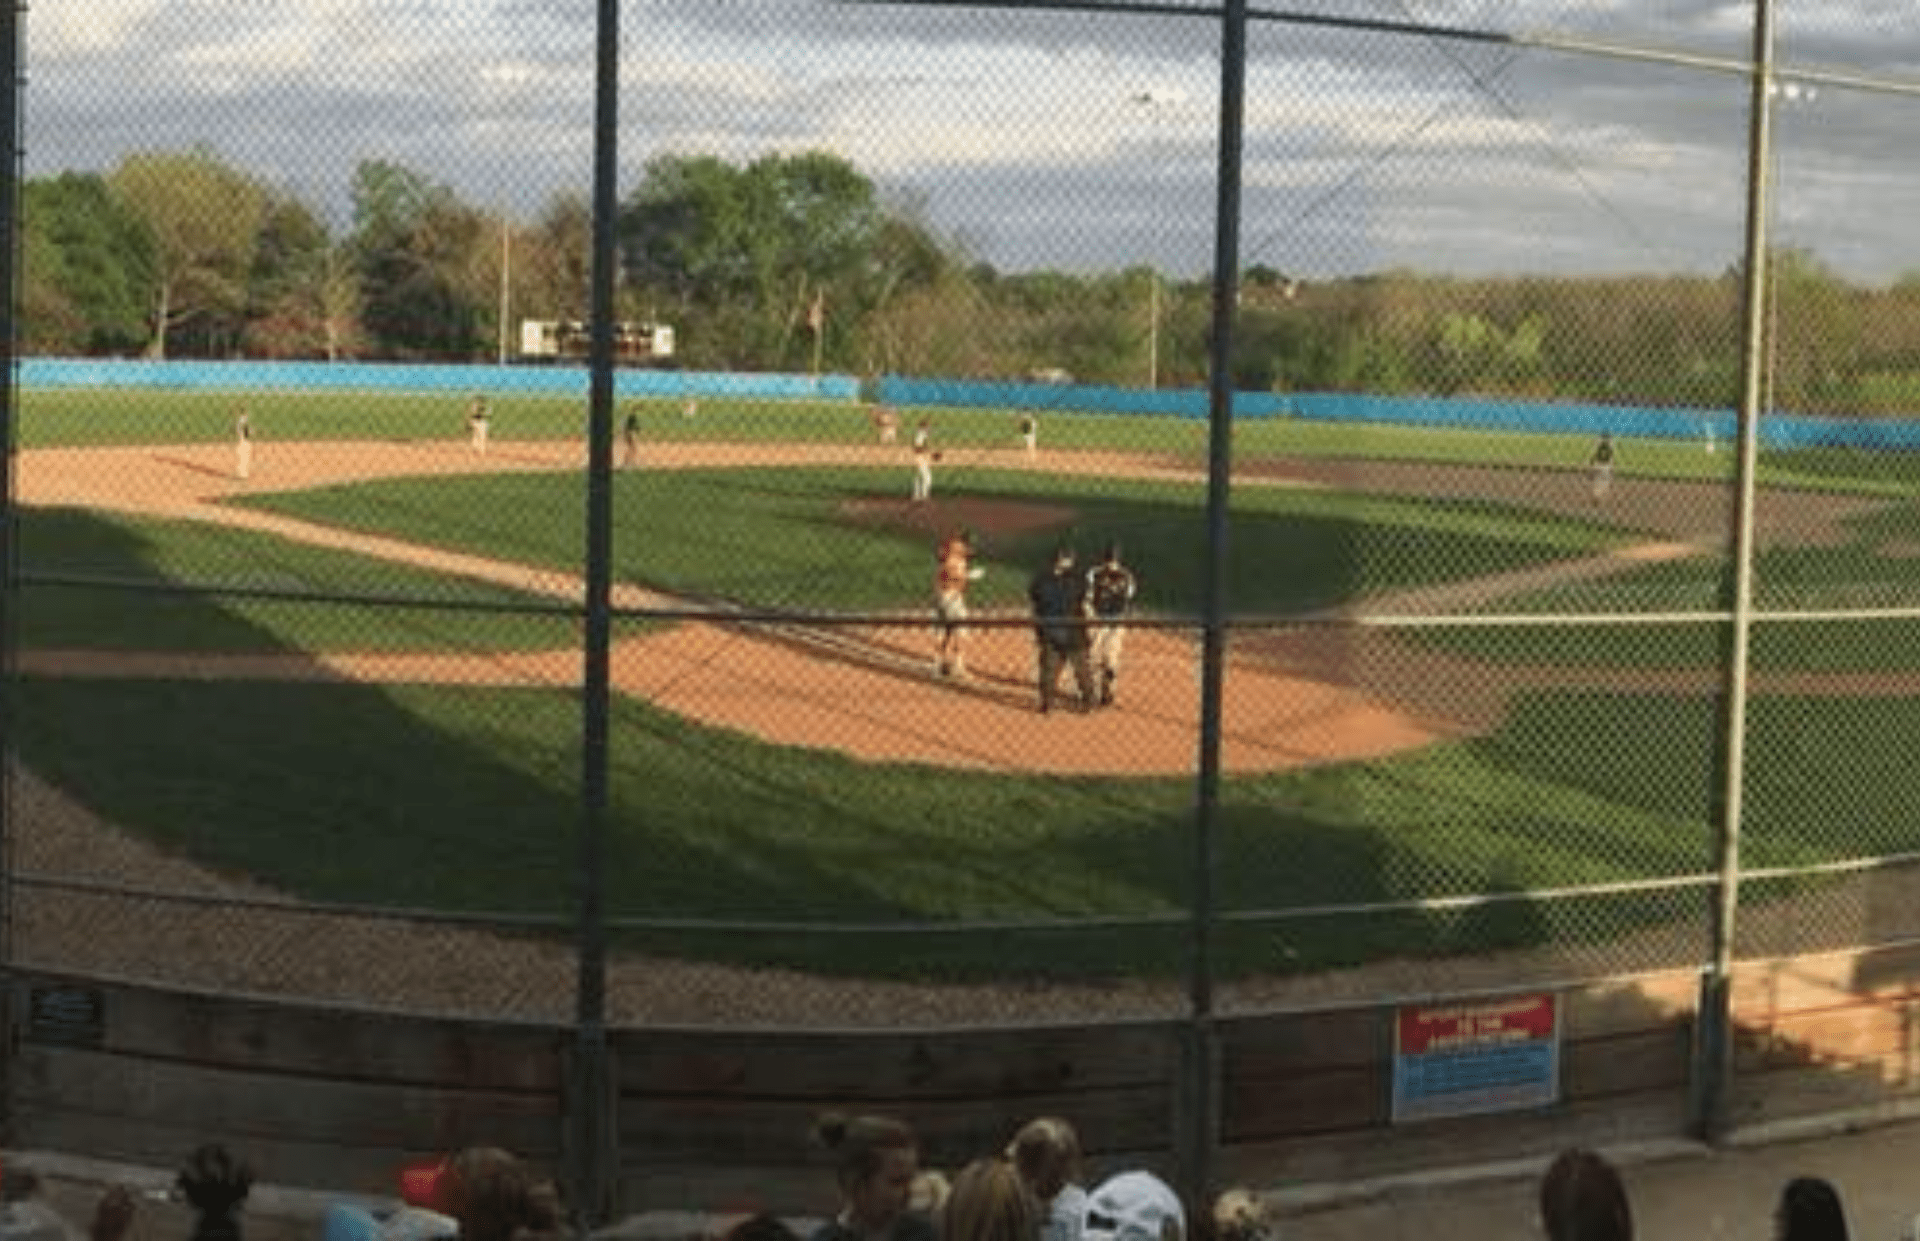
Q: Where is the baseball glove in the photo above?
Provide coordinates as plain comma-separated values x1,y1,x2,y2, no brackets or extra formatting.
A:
933,451,945,462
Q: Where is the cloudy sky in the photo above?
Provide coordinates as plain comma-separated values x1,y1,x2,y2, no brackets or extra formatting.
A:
25,0,1920,282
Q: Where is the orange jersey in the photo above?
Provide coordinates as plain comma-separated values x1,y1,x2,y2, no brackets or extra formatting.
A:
935,538,972,594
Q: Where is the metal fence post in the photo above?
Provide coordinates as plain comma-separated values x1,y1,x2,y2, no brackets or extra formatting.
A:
570,0,621,1227
1182,0,1250,1205
1696,0,1776,1144
0,0,21,1145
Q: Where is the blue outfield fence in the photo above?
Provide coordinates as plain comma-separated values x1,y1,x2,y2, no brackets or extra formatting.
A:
23,360,1920,450
875,374,1920,451
20,358,862,403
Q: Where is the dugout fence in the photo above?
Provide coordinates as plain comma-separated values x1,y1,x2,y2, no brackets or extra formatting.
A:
8,0,1920,1225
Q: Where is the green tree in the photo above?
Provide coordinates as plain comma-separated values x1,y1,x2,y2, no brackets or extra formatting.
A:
349,160,494,359
620,151,896,369
245,196,362,359
22,172,155,354
107,150,267,358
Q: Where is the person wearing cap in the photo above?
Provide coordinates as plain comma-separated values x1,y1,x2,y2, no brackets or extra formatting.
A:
1028,545,1097,714
933,528,986,679
1085,542,1138,707
1080,1172,1185,1241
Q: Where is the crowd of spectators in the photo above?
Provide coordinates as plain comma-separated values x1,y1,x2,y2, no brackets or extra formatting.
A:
0,1130,1869,1241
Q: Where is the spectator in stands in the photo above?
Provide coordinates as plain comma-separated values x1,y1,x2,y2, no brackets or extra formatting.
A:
1006,1118,1086,1241
1080,1172,1186,1241
725,1215,805,1241
1208,1189,1275,1241
944,1159,1040,1241
437,1147,562,1241
910,1171,953,1218
1538,1149,1632,1241
177,1144,253,1241
811,1114,937,1241
89,1186,137,1241
1776,1177,1849,1241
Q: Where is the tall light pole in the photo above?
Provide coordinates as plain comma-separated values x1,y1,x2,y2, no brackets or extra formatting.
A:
1762,78,1815,416
498,211,512,365
1131,86,1186,390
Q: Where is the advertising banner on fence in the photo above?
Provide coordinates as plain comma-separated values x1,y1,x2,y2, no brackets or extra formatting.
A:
1392,993,1560,1123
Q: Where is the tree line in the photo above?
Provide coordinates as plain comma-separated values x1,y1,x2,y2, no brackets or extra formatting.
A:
24,146,1920,415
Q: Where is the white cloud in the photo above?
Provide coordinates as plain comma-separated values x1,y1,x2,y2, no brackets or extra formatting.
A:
20,0,1920,280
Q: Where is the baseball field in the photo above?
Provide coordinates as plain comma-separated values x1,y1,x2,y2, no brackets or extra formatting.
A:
14,387,1920,1006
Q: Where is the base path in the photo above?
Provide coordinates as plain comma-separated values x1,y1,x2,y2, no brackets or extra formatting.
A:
17,437,1455,776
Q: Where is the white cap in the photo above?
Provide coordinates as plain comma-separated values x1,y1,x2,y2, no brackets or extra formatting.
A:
1081,1172,1185,1241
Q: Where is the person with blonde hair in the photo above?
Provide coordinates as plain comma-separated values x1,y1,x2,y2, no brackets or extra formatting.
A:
811,1114,936,1241
1006,1118,1086,1241
943,1159,1040,1241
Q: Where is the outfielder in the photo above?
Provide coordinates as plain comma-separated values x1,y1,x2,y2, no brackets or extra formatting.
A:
1086,542,1138,706
1018,412,1038,461
932,528,985,679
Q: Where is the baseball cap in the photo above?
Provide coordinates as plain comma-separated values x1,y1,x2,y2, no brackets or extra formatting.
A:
1082,1172,1186,1241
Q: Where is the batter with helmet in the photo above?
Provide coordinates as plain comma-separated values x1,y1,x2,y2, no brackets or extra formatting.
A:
933,527,985,678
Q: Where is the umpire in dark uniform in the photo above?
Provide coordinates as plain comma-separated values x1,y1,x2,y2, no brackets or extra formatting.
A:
1028,544,1098,714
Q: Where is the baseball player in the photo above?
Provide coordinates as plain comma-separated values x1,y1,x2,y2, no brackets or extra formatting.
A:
1085,542,1138,706
873,404,900,444
1028,544,1097,714
621,409,641,468
233,404,252,481
1018,412,1038,461
911,417,935,502
932,528,986,678
466,395,491,455
1589,431,1615,502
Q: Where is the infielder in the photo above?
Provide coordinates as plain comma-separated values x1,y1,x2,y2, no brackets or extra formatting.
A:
1018,412,1038,461
911,417,935,502
1085,542,1138,706
233,404,252,481
621,409,641,469
932,528,986,679
1589,431,1615,502
466,395,491,455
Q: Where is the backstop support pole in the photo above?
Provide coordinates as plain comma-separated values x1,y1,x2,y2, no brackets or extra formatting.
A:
1696,0,1774,1142
1182,0,1250,1205
571,0,621,1226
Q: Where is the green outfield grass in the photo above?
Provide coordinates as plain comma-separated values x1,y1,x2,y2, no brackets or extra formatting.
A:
18,507,570,652
1421,495,1920,670
226,465,1624,616
10,669,1899,979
